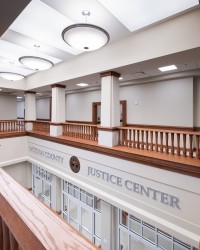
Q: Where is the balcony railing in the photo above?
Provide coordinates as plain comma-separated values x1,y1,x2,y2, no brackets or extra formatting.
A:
0,168,98,250
118,126,200,159
62,122,98,141
32,120,50,133
0,120,25,132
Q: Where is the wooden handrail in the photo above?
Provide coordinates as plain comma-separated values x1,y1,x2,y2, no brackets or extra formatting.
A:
0,169,98,250
118,126,200,159
62,122,98,127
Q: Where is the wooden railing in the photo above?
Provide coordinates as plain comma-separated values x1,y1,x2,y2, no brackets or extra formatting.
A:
0,169,98,250
32,121,50,133
118,126,200,159
0,120,25,132
62,122,98,141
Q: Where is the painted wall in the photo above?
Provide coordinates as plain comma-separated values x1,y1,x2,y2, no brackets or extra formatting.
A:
66,90,101,122
0,95,17,120
120,78,193,127
0,136,27,166
26,136,200,248
17,100,25,118
194,77,200,127
3,161,32,188
36,98,50,120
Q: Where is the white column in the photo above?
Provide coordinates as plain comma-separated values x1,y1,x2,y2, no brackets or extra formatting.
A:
101,201,117,250
98,71,120,147
50,84,66,136
51,176,61,213
25,91,36,131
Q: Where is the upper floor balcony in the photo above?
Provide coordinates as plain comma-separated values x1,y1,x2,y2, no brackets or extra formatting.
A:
0,119,199,178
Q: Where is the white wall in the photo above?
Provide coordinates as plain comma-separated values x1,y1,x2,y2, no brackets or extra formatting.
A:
36,98,50,120
0,95,17,120
66,90,101,122
194,77,200,127
3,161,32,188
120,78,193,127
17,100,25,118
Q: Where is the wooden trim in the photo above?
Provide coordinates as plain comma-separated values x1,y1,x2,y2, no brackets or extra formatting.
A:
127,124,195,132
36,118,51,121
100,71,120,78
98,126,118,131
50,122,63,126
92,100,127,125
0,132,27,139
27,132,200,178
24,91,36,94
195,127,200,132
51,84,66,89
66,120,93,124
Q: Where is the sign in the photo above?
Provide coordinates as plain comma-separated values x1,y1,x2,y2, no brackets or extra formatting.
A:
87,166,180,209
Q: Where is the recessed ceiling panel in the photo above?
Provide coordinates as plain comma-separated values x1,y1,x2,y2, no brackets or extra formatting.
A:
97,0,199,32
9,0,81,55
41,0,130,43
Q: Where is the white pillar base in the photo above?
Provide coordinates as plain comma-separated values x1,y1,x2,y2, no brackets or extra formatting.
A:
50,125,63,137
25,122,33,131
98,130,119,147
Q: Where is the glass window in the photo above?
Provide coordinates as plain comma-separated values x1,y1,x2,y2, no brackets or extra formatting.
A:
120,229,128,250
120,210,128,228
130,217,141,236
81,228,92,241
94,197,101,211
69,219,78,230
69,200,78,222
43,197,51,208
94,212,101,238
63,194,68,213
157,231,172,250
142,223,155,244
81,207,92,233
43,182,51,200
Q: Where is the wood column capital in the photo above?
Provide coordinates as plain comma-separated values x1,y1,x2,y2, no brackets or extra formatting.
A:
100,71,120,78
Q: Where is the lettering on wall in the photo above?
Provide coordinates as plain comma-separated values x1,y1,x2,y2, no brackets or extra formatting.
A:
87,167,180,209
29,146,64,164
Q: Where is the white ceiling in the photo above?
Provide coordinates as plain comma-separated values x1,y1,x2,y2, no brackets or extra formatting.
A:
0,0,200,94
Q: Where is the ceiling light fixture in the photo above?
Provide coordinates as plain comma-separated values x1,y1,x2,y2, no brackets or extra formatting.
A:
76,83,89,87
119,77,123,80
0,72,24,81
62,10,110,51
19,56,54,71
158,65,177,72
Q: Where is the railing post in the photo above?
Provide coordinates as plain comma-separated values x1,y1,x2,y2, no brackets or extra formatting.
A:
196,135,200,159
189,134,193,158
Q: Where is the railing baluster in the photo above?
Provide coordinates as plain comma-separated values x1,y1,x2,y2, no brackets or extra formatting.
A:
141,130,144,149
183,134,187,157
165,132,169,153
150,131,153,151
196,135,199,159
137,130,140,149
189,134,193,158
155,132,158,152
177,133,180,156
160,132,163,153
146,131,149,150
171,133,174,154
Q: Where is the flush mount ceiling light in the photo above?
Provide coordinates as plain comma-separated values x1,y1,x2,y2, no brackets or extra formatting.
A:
62,10,110,51
76,83,89,87
0,72,24,81
19,56,54,71
158,65,177,72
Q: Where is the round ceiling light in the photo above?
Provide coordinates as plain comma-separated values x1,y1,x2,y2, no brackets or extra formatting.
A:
19,56,54,71
62,24,109,51
0,72,24,81
62,10,109,51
